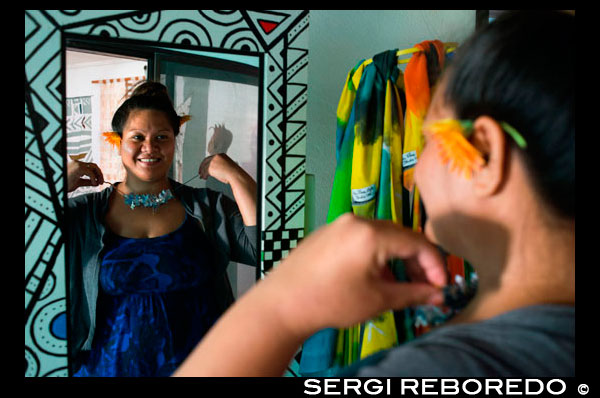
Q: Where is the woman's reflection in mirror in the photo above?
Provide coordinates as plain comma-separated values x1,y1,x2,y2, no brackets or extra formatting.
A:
67,80,258,376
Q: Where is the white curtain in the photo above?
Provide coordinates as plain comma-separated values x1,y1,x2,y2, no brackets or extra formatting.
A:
94,77,130,185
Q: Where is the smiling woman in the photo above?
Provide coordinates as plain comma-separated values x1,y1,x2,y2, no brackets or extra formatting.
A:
66,80,258,376
118,111,176,189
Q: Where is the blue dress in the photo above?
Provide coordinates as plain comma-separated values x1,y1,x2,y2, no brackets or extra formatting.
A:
74,213,219,377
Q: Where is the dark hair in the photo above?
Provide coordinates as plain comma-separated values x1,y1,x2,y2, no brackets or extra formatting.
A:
111,80,182,137
443,11,574,219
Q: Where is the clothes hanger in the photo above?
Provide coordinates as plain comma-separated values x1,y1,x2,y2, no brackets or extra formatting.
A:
362,42,458,67
396,41,458,64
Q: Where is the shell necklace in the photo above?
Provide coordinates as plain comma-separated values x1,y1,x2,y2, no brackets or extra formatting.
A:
107,174,200,212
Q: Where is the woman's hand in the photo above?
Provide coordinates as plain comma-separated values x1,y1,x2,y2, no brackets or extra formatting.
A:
198,153,247,185
266,213,447,339
67,160,105,193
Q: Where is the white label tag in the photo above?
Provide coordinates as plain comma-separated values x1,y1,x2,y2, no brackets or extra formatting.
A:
402,150,418,168
352,184,377,205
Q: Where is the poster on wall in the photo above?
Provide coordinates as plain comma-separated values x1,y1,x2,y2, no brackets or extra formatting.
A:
66,96,96,198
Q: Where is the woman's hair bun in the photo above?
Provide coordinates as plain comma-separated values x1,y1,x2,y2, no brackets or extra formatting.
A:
112,80,181,137
129,80,169,99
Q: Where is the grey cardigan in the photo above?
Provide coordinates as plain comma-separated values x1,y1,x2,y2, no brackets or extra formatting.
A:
67,179,257,367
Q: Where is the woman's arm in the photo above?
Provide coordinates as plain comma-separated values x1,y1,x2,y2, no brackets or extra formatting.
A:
199,153,256,226
173,214,447,376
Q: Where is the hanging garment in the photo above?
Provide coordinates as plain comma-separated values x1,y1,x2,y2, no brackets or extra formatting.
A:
331,49,406,366
301,48,405,375
299,40,471,376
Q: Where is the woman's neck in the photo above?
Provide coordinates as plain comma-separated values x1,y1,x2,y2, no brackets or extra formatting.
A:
120,175,172,195
448,209,575,325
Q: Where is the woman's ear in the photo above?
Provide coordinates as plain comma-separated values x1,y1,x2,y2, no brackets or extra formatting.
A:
470,116,507,197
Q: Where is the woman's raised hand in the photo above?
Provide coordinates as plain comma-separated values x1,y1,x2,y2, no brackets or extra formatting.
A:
198,153,248,185
198,153,257,226
67,160,105,193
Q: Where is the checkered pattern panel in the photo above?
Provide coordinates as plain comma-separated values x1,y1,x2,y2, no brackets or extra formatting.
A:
261,228,304,272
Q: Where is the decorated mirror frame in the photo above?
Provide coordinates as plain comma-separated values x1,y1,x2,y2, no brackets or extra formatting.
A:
25,10,309,377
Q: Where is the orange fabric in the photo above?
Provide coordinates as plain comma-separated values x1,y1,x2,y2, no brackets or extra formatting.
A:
404,41,445,120
402,40,445,228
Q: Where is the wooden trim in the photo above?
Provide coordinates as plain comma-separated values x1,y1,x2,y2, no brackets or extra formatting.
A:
91,76,146,84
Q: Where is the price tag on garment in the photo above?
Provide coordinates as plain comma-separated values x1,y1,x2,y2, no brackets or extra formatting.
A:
352,184,377,205
402,150,418,169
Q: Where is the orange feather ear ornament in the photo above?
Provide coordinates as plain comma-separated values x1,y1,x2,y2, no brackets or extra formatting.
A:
179,115,191,126
423,118,527,180
102,131,121,150
422,119,485,180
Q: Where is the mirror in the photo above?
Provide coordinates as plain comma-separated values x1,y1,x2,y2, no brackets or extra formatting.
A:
25,10,309,377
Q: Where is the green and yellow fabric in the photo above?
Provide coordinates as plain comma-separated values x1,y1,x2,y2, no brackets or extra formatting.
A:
333,49,405,365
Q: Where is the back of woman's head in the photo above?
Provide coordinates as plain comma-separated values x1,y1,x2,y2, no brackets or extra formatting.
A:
443,11,574,219
111,80,181,137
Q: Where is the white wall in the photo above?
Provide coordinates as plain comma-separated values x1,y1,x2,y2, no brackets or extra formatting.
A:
305,10,476,231
65,52,147,98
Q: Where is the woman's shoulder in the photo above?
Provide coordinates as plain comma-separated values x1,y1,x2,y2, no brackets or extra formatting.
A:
66,187,113,234
415,304,574,346
170,179,230,204
68,187,111,204
351,304,575,377
171,180,207,201
67,187,113,215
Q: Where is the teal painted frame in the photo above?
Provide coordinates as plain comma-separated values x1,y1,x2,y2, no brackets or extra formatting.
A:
25,10,309,377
